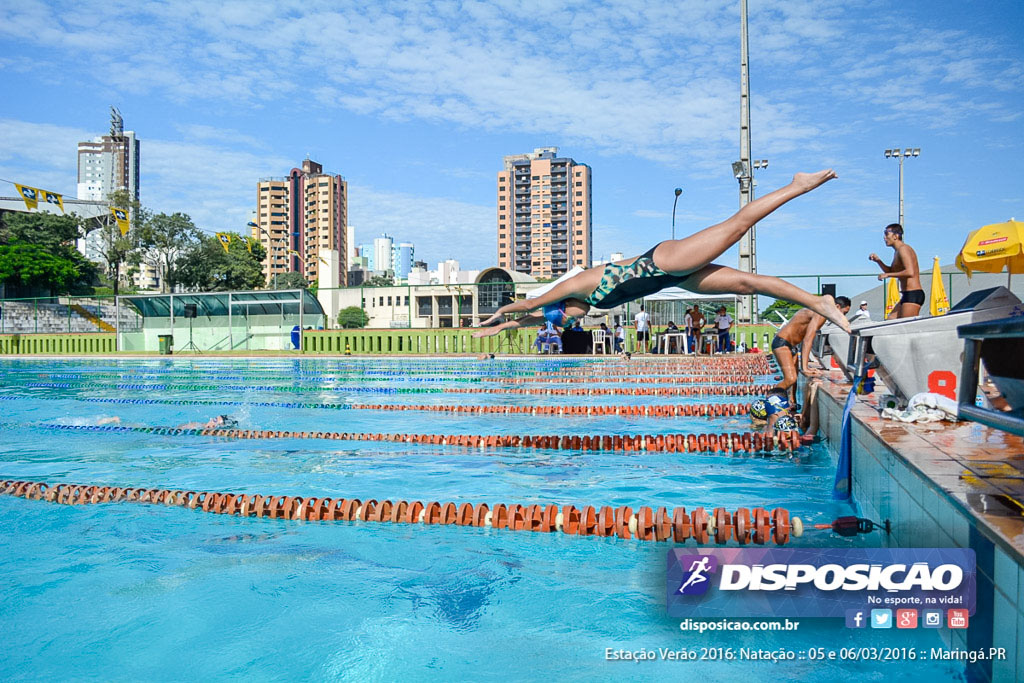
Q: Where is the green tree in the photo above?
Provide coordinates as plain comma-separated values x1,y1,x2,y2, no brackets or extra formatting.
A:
365,273,395,287
137,212,200,292
337,306,369,329
176,232,267,292
0,211,99,295
272,271,310,289
83,189,144,295
0,243,83,295
761,298,803,324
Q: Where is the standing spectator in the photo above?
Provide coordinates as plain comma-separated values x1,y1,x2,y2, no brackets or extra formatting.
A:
714,306,733,352
614,322,626,353
850,300,871,322
683,306,694,354
634,305,651,353
691,306,706,353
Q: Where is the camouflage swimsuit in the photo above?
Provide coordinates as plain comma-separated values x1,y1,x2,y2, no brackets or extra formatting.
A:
583,243,688,310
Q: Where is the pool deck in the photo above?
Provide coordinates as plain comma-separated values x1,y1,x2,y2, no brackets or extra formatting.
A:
816,371,1024,682
817,372,1024,559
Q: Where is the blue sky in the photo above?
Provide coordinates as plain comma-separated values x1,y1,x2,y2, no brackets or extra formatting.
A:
1,0,1022,295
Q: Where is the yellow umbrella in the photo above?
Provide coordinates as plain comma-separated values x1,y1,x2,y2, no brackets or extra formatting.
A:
884,277,900,318
956,219,1024,287
929,256,949,316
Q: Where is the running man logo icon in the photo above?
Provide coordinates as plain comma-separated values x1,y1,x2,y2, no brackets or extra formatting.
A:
676,555,718,595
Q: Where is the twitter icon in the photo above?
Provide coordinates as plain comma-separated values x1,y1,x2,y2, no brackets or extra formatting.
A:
871,609,893,629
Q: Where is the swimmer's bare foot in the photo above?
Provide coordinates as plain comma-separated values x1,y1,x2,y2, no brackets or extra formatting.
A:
791,169,837,194
472,326,502,338
812,294,851,332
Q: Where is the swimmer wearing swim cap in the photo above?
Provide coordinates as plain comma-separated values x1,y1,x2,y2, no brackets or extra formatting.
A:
749,398,768,422
763,388,800,437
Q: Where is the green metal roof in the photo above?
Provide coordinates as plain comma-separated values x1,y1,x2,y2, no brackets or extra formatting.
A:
120,289,324,318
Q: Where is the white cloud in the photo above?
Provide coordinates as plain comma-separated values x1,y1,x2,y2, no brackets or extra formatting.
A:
2,0,1017,168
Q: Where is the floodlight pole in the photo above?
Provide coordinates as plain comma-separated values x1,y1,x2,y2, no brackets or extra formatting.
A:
884,148,920,227
735,0,759,325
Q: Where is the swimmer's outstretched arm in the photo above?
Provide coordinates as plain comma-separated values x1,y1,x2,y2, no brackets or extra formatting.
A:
479,299,540,327
479,269,602,327
473,314,546,338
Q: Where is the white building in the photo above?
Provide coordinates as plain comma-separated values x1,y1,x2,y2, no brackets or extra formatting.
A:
76,108,140,204
373,234,394,274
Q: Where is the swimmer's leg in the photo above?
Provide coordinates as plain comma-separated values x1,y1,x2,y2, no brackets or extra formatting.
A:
651,170,836,278
898,302,922,319
681,264,851,332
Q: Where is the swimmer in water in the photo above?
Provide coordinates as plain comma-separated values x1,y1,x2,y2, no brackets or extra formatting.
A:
771,297,851,406
176,415,238,430
474,170,850,337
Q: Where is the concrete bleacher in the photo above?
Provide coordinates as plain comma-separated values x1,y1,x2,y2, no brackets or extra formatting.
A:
0,300,138,334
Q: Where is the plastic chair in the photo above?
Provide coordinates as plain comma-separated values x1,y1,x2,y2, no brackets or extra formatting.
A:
592,329,609,354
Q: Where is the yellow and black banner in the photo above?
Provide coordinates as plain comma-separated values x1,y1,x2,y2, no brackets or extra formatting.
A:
242,236,254,253
216,232,232,253
43,190,65,213
14,184,65,213
110,207,130,236
15,184,39,211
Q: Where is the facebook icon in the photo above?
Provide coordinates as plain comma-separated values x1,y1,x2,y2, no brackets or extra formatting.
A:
845,609,867,629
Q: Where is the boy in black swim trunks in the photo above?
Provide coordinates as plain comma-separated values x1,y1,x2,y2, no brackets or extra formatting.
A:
870,224,923,319
771,297,851,406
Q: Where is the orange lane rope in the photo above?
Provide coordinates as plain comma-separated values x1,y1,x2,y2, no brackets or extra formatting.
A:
347,402,754,418
480,374,777,384
0,479,804,545
443,384,775,396
44,424,804,453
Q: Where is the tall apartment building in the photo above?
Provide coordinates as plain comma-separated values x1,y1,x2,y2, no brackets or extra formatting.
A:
254,159,348,287
76,108,141,264
77,108,141,203
496,147,591,279
393,242,415,280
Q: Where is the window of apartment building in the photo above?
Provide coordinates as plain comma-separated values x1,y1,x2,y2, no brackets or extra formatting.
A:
575,240,583,245
575,211,583,216
575,182,582,186
499,205,505,210
387,297,392,306
499,252,506,258
379,297,384,306
576,220,582,226
499,215,506,220
532,176,539,180
575,201,582,206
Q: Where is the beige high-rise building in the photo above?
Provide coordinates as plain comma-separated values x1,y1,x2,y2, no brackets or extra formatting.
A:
254,159,348,287
497,147,591,279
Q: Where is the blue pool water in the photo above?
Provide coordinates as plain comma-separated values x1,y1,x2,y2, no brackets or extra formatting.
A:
0,358,963,681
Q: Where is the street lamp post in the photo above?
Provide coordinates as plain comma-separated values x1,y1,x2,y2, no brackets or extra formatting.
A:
883,148,920,227
671,188,683,240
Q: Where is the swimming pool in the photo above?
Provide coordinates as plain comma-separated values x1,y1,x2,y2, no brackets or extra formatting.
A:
0,358,964,680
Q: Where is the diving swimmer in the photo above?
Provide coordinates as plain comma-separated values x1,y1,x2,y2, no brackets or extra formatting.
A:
473,171,851,337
